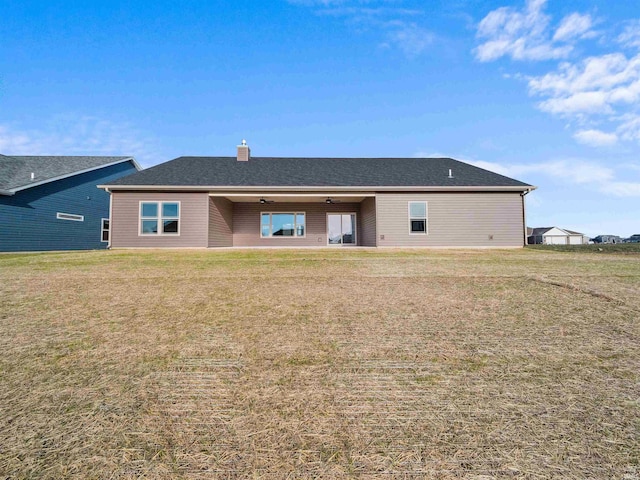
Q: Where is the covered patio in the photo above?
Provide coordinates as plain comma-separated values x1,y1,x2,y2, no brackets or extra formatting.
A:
207,192,377,247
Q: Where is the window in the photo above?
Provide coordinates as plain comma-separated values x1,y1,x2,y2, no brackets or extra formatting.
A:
57,212,84,222
101,218,109,243
261,212,305,238
140,201,180,235
408,201,427,234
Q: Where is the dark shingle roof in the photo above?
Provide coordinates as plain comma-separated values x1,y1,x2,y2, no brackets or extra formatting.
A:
106,157,533,189
529,227,585,236
0,155,135,194
529,227,554,236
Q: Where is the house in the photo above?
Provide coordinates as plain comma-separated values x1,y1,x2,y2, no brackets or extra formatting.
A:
0,155,140,252
527,227,588,245
592,235,623,244
100,142,535,249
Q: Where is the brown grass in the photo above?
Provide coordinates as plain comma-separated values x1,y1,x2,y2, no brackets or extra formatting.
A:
0,248,639,479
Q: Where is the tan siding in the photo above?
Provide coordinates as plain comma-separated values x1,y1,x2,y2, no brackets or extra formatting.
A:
376,193,524,247
111,192,209,248
233,202,361,247
208,197,233,247
360,197,377,247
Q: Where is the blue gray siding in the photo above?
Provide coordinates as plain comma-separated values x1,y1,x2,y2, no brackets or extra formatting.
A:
0,161,138,252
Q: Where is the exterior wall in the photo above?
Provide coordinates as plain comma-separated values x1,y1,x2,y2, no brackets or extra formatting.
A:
360,196,377,247
0,161,138,252
568,235,584,245
376,192,525,247
232,202,362,247
208,197,233,247
110,191,209,248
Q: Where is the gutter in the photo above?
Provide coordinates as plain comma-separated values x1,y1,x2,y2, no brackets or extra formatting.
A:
98,184,537,193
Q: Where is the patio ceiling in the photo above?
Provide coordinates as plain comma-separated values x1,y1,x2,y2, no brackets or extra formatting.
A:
209,193,373,203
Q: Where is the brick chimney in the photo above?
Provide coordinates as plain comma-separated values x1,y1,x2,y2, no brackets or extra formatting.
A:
237,139,250,161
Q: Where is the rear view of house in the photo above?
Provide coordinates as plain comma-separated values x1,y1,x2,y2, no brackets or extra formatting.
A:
0,155,139,251
101,142,535,249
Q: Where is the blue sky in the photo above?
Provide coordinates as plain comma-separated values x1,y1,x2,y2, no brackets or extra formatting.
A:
1,0,639,236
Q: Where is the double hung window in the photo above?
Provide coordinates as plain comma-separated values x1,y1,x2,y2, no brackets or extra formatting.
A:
408,201,428,234
101,219,109,242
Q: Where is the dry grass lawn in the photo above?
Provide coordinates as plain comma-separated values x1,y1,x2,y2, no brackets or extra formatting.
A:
0,248,639,479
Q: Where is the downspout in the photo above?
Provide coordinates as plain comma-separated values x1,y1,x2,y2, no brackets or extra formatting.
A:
520,189,532,247
106,188,113,249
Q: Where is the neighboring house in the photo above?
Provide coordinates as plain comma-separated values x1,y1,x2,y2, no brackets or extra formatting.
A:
627,234,640,243
527,227,588,245
100,142,535,249
0,155,140,252
592,235,623,244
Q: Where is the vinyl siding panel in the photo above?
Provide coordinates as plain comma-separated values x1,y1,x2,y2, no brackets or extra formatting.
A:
208,197,233,247
233,202,362,247
111,192,209,247
360,197,377,247
376,192,524,247
0,161,137,252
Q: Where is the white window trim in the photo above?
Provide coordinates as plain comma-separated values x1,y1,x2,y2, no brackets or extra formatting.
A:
326,212,358,246
57,212,84,222
138,201,181,236
408,201,428,235
101,218,109,243
260,212,306,238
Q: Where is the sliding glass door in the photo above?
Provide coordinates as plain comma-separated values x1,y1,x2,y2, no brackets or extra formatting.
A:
327,213,356,245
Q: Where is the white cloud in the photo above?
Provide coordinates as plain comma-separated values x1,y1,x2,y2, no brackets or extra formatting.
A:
475,1,640,149
553,13,594,42
287,0,344,6
618,19,640,49
469,158,640,197
465,159,512,176
386,22,435,57
471,1,640,149
512,160,613,184
474,0,593,62
604,181,640,197
537,90,611,115
573,129,618,146
528,53,640,100
0,115,160,165
617,114,640,141
417,152,640,198
0,126,31,152
289,0,433,58
526,53,640,142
